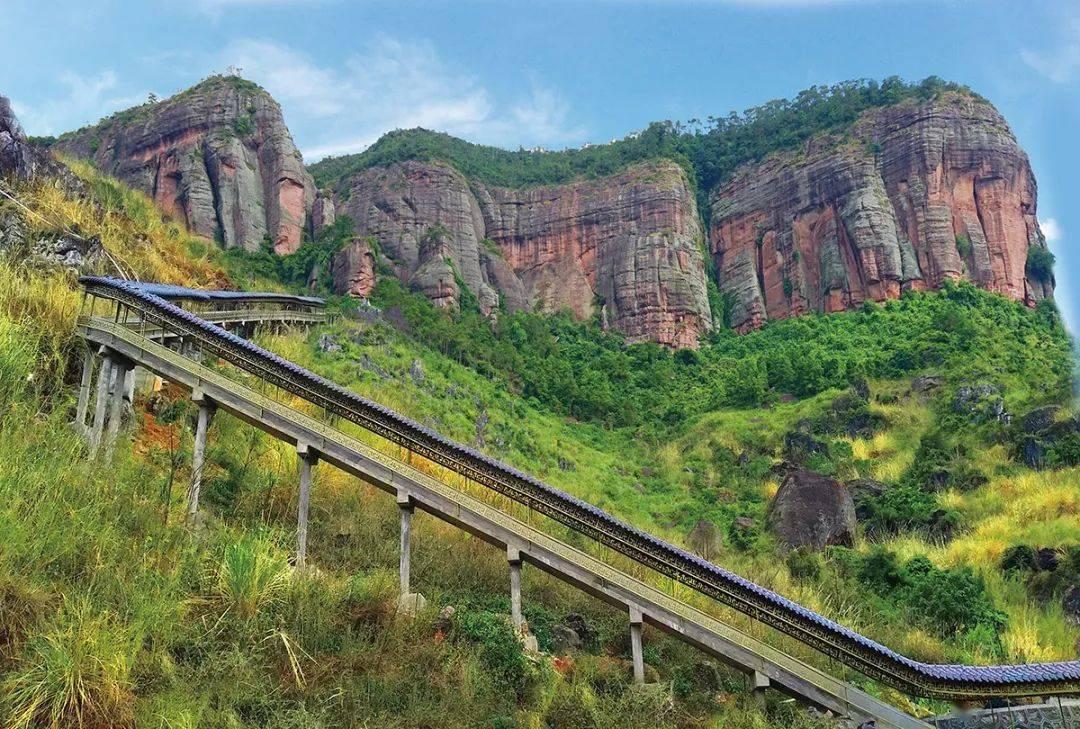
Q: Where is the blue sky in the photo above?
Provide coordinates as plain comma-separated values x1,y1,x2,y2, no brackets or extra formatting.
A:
3,0,1078,326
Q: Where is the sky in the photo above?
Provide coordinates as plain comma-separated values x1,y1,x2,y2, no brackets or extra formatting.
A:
2,0,1078,327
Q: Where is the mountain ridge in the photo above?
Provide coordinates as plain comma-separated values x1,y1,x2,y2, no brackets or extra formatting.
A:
46,75,1054,345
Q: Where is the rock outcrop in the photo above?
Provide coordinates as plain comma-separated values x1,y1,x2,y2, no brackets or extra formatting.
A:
710,93,1053,331
0,96,33,180
335,159,712,348
54,76,314,254
330,236,377,298
767,468,856,551
1,95,70,182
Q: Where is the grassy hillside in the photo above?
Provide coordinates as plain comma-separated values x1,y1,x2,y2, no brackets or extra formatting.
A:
0,163,856,727
0,153,1075,728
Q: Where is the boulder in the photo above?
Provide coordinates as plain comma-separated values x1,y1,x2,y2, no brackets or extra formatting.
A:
767,469,857,551
1020,405,1061,434
316,333,342,353
1063,585,1080,626
912,375,945,393
783,427,829,464
563,613,593,646
953,383,1010,424
551,625,583,653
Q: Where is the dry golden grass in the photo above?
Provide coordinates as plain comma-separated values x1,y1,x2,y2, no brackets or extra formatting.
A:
15,159,227,288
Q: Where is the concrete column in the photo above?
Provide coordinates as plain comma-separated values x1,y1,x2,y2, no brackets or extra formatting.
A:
296,443,317,569
629,605,645,685
750,671,770,708
88,353,114,457
508,546,523,630
74,346,94,433
398,490,413,596
187,389,215,520
103,359,131,460
123,367,136,415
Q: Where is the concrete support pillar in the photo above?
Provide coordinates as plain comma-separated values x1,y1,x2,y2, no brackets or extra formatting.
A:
750,670,770,708
629,605,645,685
187,389,216,520
103,359,131,460
508,546,523,630
74,346,94,433
398,490,413,596
123,366,136,415
296,443,317,569
89,353,114,457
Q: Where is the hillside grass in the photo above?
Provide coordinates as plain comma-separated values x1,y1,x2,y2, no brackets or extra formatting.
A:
0,168,845,728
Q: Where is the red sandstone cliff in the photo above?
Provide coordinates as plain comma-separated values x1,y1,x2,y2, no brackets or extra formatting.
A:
333,159,712,348
54,76,314,254
709,93,1052,332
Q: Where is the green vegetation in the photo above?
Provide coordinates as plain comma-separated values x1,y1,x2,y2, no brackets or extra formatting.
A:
53,75,267,145
955,234,971,258
1,153,1076,727
222,215,358,291
311,76,974,217
1027,245,1056,283
363,275,1071,434
0,165,859,728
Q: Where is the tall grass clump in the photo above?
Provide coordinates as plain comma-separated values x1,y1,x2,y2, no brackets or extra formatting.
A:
3,600,135,729
215,537,290,622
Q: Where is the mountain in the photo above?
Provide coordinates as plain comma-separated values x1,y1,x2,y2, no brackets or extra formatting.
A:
52,76,314,254
709,93,1051,332
1,89,1078,729
51,77,1054,347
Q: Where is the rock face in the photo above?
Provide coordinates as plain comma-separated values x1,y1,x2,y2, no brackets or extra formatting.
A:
336,159,712,347
54,76,314,254
710,94,1053,331
0,96,33,179
1,95,69,182
767,469,857,551
330,236,376,298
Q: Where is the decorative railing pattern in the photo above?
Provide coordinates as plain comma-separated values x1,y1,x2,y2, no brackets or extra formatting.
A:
78,276,1080,701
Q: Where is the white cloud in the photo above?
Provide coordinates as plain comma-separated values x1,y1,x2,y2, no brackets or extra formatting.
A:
220,37,585,161
192,0,324,19
1041,217,1063,243
1022,18,1080,83
12,70,151,136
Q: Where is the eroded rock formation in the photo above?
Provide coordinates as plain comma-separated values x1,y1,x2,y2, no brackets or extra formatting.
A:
336,159,712,348
54,76,314,254
710,94,1052,331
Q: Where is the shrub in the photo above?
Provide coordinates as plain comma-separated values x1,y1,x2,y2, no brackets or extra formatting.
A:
1026,245,1055,282
544,681,600,729
453,609,540,701
844,548,1005,648
786,548,822,581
